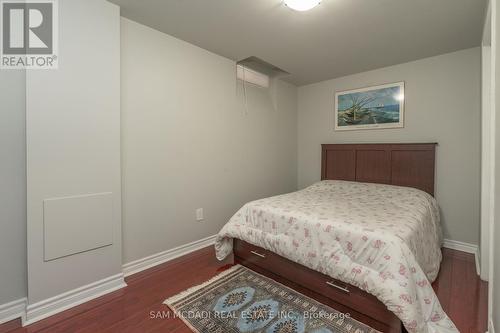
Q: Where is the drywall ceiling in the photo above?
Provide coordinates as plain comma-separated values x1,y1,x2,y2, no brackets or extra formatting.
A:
110,0,487,86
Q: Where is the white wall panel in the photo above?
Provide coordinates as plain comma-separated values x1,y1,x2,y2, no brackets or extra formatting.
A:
26,0,122,305
0,69,27,306
43,193,114,261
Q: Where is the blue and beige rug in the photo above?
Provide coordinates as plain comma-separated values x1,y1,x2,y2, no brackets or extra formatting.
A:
164,265,379,333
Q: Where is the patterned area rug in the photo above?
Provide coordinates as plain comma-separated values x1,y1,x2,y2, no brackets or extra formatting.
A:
164,265,380,333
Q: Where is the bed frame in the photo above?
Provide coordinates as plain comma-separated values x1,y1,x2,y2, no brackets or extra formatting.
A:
321,143,437,195
233,143,438,333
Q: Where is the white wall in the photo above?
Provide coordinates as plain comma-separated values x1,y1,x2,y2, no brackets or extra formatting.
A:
25,0,122,314
481,43,493,281
492,0,500,330
482,0,494,283
0,70,27,305
121,18,298,263
298,48,481,245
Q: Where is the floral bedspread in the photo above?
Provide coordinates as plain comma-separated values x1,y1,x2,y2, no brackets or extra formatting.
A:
215,180,458,333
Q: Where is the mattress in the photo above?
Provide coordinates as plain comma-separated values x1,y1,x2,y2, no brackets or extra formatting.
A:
215,180,458,333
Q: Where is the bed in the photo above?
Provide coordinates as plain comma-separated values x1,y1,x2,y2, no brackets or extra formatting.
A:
215,143,458,333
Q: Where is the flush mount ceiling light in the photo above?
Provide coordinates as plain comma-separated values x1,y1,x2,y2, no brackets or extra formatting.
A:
283,0,321,11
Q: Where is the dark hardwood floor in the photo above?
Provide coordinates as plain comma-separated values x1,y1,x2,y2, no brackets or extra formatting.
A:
0,247,488,333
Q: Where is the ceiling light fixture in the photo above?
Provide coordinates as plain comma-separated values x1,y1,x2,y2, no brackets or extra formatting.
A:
283,0,321,11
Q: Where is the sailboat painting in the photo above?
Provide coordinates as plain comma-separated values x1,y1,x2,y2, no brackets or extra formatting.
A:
335,82,405,131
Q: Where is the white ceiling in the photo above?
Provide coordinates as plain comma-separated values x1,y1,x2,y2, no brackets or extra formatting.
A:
109,0,487,86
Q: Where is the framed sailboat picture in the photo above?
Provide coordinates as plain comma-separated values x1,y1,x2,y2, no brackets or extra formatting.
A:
334,82,405,131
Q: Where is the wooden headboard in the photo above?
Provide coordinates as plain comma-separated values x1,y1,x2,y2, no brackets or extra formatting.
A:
321,143,437,195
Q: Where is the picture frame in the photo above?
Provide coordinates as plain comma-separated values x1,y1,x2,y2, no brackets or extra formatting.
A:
334,82,405,131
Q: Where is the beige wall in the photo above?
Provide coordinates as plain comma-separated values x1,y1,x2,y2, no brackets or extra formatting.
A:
121,18,298,263
0,70,27,305
298,48,481,245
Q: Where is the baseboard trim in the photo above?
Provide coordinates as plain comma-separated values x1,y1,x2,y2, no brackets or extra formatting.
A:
442,239,478,254
122,235,217,277
475,251,481,276
24,273,126,326
0,298,26,325
442,239,480,275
